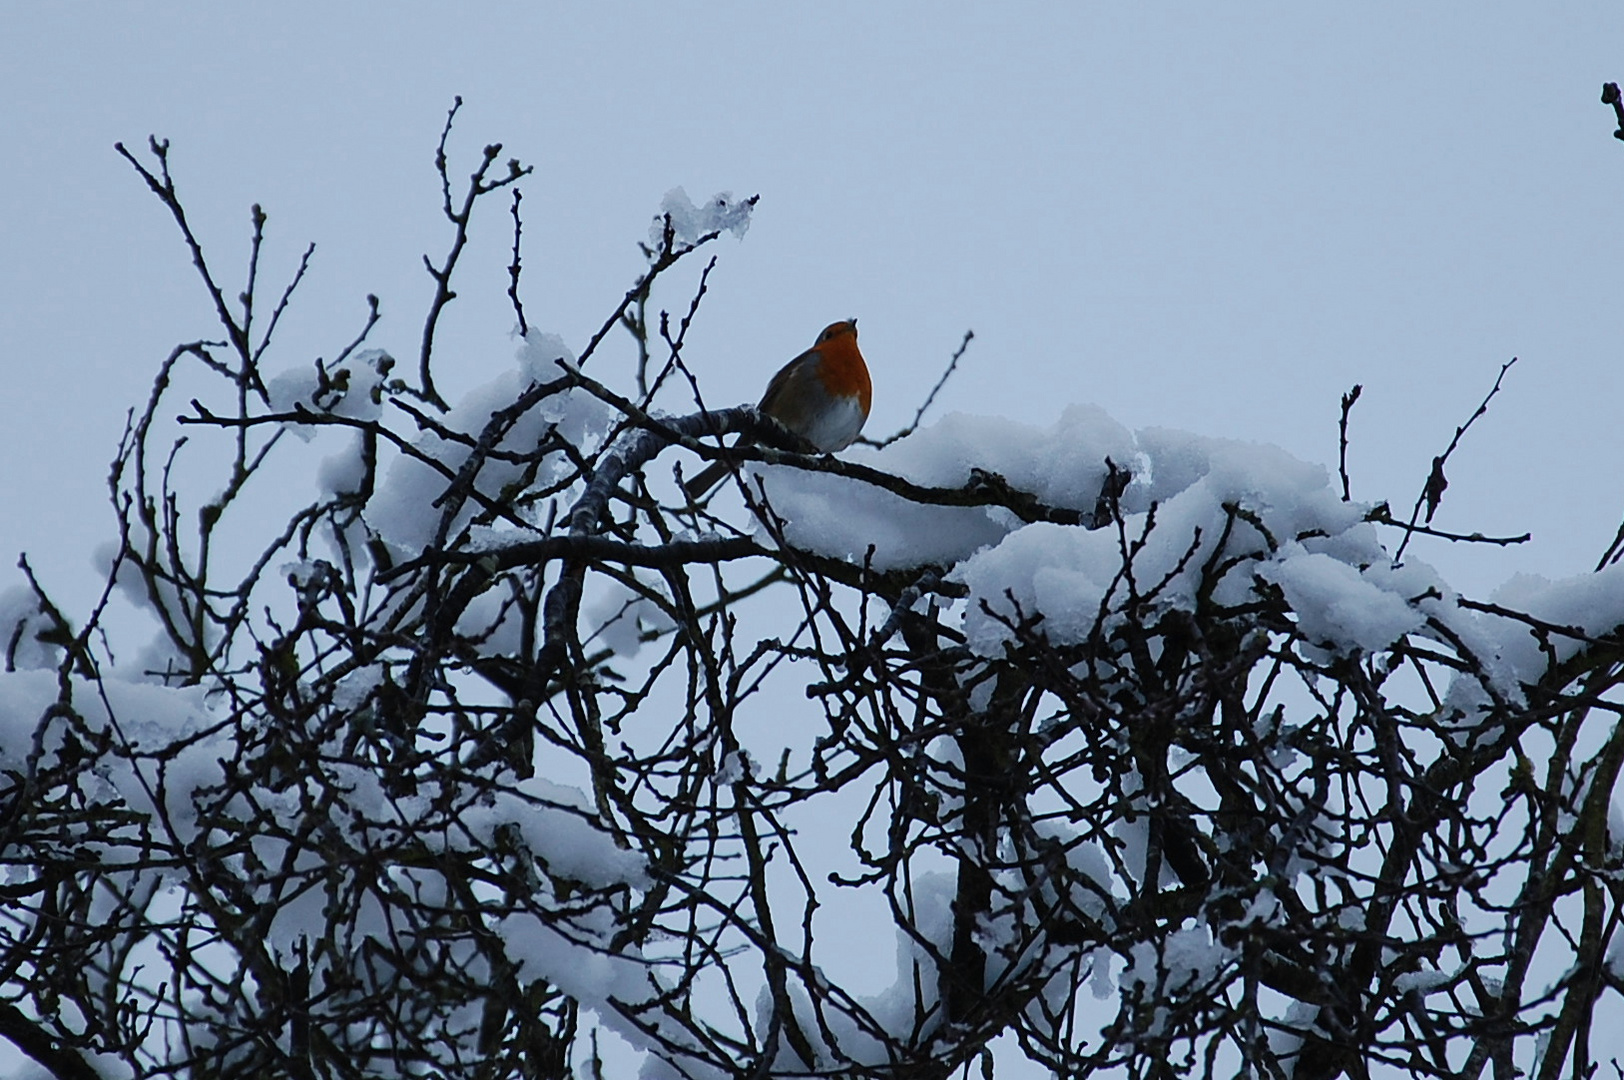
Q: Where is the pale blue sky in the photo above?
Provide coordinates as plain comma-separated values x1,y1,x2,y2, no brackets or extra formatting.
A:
3,3,1621,600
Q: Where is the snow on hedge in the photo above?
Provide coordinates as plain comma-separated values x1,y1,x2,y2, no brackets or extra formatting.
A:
752,405,1624,701
7,357,1624,1075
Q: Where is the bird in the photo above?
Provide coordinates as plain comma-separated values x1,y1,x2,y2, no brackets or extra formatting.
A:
683,319,871,499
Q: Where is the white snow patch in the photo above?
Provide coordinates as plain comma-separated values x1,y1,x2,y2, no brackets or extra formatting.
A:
1260,547,1426,654
653,188,753,246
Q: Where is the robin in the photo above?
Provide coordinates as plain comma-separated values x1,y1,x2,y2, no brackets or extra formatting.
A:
683,319,871,498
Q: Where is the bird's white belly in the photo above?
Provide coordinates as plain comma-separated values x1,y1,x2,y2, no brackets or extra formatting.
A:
800,396,867,452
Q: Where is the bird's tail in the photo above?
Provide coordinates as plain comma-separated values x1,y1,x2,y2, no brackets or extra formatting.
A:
682,457,734,500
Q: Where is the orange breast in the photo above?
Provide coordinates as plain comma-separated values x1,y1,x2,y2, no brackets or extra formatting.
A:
814,330,872,416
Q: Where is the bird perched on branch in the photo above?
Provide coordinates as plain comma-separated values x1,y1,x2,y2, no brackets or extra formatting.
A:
683,319,871,499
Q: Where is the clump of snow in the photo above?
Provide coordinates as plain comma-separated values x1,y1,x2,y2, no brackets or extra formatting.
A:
870,406,1138,509
871,870,955,1013
331,665,384,711
749,404,1624,709
582,572,676,659
750,466,1011,572
366,330,612,557
317,434,371,496
942,423,1392,658
0,585,62,671
754,406,1136,573
1393,969,1457,996
518,330,578,384
1608,926,1624,984
1487,564,1624,680
0,669,71,763
454,585,527,658
0,668,220,848
1259,547,1426,655
267,349,394,439
1429,562,1624,727
1120,923,1231,997
459,777,648,890
952,522,1121,654
653,188,753,247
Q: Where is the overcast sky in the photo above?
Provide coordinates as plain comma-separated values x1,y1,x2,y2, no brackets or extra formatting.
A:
6,4,1624,611
4,5,1624,1075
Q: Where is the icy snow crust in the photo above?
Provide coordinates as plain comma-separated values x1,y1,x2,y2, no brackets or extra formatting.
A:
750,404,1582,694
653,187,754,247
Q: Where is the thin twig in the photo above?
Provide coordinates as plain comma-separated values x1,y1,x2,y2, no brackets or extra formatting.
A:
1367,504,1528,548
418,97,533,409
1596,518,1624,572
1602,83,1624,142
1338,384,1362,502
114,137,266,398
1392,357,1518,564
867,329,974,449
508,188,529,337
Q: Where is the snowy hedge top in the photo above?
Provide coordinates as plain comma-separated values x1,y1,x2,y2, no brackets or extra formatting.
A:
750,404,1624,702
343,335,1624,709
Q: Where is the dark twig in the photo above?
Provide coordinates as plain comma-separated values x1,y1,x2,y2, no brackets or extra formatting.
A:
330,294,384,370
574,197,757,379
1596,518,1624,572
508,188,529,337
0,1005,101,1080
1603,83,1624,142
647,256,718,408
252,237,317,372
1392,357,1517,563
556,367,1120,530
114,138,270,400
379,533,769,586
1455,597,1615,648
867,328,974,449
1367,504,1529,548
418,97,533,409
1338,384,1362,502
